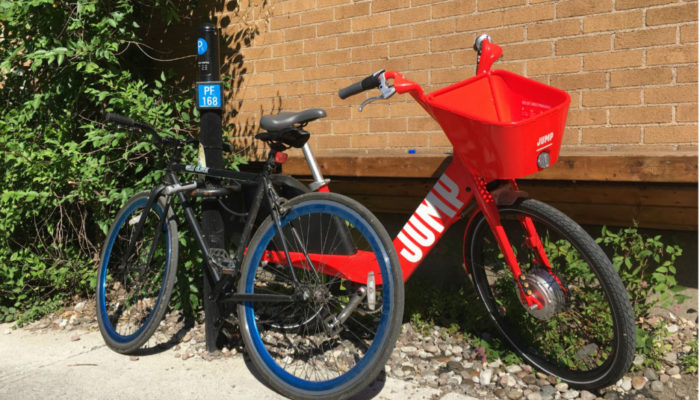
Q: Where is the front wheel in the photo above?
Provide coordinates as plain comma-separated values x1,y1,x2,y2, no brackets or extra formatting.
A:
238,192,404,400
464,199,635,389
96,191,178,354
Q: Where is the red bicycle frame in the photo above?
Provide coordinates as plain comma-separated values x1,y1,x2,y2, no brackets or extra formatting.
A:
264,38,571,310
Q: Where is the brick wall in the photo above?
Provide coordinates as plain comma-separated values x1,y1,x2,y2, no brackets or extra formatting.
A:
219,0,698,158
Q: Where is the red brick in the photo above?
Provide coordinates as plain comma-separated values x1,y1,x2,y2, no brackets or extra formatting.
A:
273,69,304,84
503,4,555,24
431,33,473,52
374,26,412,44
372,0,405,13
303,65,335,81
610,68,673,88
285,82,316,96
488,26,526,44
455,11,504,32
352,14,390,31
646,4,698,26
350,103,389,119
566,108,608,126
614,27,676,50
681,23,698,43
431,68,470,85
410,53,452,70
551,73,607,90
432,0,477,19
270,14,300,31
304,37,337,53
318,50,351,66
335,2,370,19
406,116,441,132
556,34,611,56
557,0,612,18
502,42,553,61
370,118,408,133
583,10,643,33
583,50,643,71
273,42,303,58
390,7,431,26
317,20,351,37
646,85,698,104
333,120,367,134
677,66,698,83
285,26,315,42
284,54,315,69
280,0,316,14
582,127,641,144
644,126,698,144
615,0,675,10
254,59,280,73
351,133,388,149
338,32,373,49
391,101,425,117
301,9,333,25
390,39,429,57
245,72,273,86
610,106,672,124
351,45,389,62
527,20,581,40
412,20,455,38
317,134,352,148
478,0,526,11
528,57,581,75
389,132,428,147
676,104,698,122
647,45,698,66
582,89,642,107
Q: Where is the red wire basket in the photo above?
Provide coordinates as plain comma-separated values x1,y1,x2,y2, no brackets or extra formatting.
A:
424,70,571,180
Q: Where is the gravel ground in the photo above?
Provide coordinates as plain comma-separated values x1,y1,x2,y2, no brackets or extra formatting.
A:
19,298,698,400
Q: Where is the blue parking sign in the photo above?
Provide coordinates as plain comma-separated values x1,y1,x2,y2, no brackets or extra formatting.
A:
197,82,223,109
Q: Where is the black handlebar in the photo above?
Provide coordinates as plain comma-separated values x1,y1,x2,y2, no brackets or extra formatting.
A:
105,112,137,127
105,112,237,153
338,72,382,99
105,112,157,134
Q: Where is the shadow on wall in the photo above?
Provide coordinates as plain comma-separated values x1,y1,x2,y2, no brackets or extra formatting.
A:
135,0,275,159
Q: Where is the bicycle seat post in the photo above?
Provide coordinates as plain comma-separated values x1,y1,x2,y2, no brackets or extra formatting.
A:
302,143,329,191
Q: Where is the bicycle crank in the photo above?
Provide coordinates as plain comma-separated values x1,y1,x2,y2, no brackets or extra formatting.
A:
324,287,367,336
520,268,566,320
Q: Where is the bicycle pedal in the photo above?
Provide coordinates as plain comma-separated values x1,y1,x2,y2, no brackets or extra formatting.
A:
210,248,236,274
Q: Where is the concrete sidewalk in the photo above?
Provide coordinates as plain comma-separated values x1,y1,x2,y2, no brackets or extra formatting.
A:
0,323,469,400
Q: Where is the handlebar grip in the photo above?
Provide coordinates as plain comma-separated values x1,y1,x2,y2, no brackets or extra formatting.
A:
338,73,381,99
105,112,136,127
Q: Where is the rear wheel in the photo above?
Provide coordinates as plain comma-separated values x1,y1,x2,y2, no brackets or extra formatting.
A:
238,192,403,400
465,199,634,389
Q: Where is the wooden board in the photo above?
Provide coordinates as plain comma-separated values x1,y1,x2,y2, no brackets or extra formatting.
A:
294,177,698,231
284,153,698,183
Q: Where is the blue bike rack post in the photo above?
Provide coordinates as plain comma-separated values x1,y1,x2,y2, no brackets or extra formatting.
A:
196,23,225,352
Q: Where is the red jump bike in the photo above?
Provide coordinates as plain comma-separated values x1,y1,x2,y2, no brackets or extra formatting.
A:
297,34,635,389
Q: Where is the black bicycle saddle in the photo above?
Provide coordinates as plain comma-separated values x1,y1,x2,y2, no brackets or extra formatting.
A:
259,108,326,132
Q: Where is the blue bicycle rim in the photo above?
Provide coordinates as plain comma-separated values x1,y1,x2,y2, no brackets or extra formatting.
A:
243,199,394,392
98,197,171,344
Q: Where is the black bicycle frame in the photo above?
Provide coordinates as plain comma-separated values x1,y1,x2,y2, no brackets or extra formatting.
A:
142,148,296,304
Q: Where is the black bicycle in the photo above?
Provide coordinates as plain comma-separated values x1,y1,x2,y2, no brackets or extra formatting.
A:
96,111,404,400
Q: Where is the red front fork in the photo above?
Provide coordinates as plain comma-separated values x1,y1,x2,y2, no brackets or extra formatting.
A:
467,175,545,310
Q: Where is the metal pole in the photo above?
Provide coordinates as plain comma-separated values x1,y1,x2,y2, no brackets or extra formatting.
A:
196,23,225,352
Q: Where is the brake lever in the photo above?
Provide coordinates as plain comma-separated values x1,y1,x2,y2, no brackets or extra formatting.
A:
358,73,395,112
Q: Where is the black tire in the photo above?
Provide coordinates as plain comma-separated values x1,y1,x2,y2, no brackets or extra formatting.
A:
464,199,635,389
238,192,404,400
96,191,178,354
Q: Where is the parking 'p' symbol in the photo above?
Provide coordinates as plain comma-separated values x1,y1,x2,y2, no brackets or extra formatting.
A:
197,38,207,56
